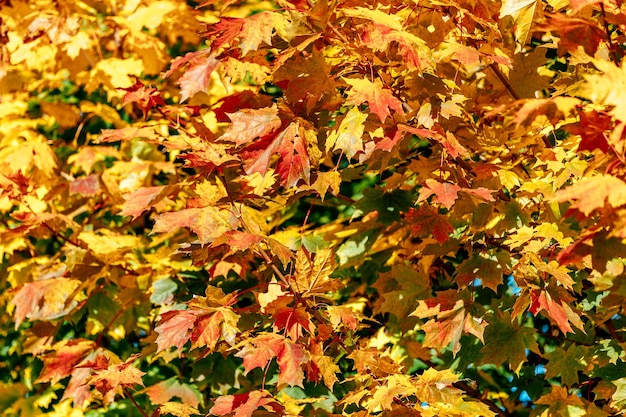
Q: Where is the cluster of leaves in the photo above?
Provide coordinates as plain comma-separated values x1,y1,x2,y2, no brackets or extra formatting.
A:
3,0,626,415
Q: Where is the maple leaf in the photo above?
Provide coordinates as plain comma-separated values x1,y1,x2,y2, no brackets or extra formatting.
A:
417,180,462,210
414,368,463,404
145,378,203,408
155,310,197,353
545,346,588,386
567,108,612,152
236,333,284,373
347,348,402,377
310,354,340,389
159,402,200,417
344,78,404,122
480,312,539,372
163,49,219,102
326,107,367,159
203,18,245,51
237,12,278,56
309,170,341,200
273,306,315,341
210,390,282,417
326,305,360,331
277,341,307,387
235,334,308,388
241,121,313,187
97,127,160,143
179,142,239,172
366,374,414,411
454,251,511,291
257,280,288,313
207,11,281,55
9,277,81,328
543,14,604,56
552,174,626,216
69,174,101,196
152,207,238,244
293,247,339,296
534,386,586,416
499,0,539,46
217,105,281,147
211,231,263,255
405,205,454,243
399,124,469,159
360,22,429,70
36,339,96,384
411,291,486,355
528,288,584,334
120,185,173,220
191,308,240,350
119,79,165,116
420,310,466,354
87,354,145,406
273,48,336,114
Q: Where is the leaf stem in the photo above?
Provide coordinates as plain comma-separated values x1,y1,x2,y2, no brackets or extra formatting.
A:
123,387,149,417
488,63,520,100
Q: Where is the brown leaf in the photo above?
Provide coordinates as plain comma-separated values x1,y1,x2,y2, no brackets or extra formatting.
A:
405,206,454,243
152,207,238,244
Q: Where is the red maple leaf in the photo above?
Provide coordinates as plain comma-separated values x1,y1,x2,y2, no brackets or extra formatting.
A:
568,108,612,152
210,390,283,417
529,289,583,334
235,334,308,388
202,17,245,51
241,121,312,187
405,206,454,243
543,14,604,56
119,79,165,117
36,339,96,384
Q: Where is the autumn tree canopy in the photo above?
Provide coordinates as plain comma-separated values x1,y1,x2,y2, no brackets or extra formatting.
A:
2,0,626,415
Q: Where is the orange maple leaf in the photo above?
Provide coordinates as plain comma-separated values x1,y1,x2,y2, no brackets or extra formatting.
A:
344,78,404,122
87,354,145,406
218,105,281,147
210,390,282,417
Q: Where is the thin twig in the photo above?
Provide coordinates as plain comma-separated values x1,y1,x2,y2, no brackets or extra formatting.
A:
96,308,124,346
600,3,620,67
216,173,291,288
328,22,350,46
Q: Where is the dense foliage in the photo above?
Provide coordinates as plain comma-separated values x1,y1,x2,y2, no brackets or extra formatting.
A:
3,0,626,415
